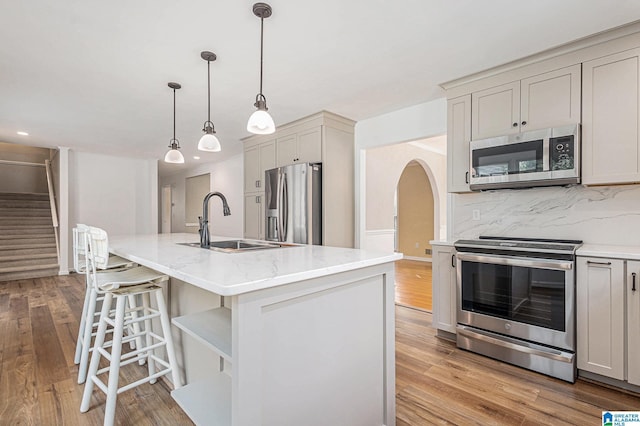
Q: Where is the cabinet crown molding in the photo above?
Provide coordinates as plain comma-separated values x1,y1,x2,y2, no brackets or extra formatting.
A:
440,20,640,93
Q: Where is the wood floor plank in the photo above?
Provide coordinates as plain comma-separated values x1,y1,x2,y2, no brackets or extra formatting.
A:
31,304,69,386
395,260,432,311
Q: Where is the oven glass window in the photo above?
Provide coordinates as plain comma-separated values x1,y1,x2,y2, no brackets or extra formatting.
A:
461,261,566,332
472,140,543,177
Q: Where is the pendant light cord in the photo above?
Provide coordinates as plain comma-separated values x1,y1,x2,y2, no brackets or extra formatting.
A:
173,88,176,141
259,16,264,95
207,59,211,121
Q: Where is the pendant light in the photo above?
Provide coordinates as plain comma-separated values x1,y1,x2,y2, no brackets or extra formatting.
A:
247,3,275,135
198,51,222,152
164,82,185,164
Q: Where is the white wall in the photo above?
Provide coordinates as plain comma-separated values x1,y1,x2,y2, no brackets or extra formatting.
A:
364,141,447,255
68,150,158,269
158,153,244,238
355,98,447,249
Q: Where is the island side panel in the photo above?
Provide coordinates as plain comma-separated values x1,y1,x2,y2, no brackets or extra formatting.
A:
231,263,396,426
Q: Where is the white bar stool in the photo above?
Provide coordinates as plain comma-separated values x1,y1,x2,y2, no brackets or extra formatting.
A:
73,224,142,385
79,226,181,426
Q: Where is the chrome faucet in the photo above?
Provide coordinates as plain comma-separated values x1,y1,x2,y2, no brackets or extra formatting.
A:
199,191,231,248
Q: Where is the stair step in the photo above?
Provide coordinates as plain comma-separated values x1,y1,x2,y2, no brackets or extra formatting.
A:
0,266,59,282
0,208,51,217
0,226,55,235
0,192,49,200
0,233,54,241
0,257,58,269
0,252,58,262
0,237,56,246
0,218,53,226
0,242,56,251
0,247,58,256
0,262,59,273
0,200,50,209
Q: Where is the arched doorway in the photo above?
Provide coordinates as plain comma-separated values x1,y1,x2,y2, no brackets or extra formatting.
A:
395,160,435,311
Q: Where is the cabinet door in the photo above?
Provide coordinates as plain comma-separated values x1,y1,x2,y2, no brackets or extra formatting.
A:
244,145,261,193
432,245,457,333
276,134,297,167
576,257,625,380
259,141,276,185
471,81,520,139
243,194,263,240
520,64,581,131
447,95,472,193
628,261,640,386
296,128,322,164
582,49,640,185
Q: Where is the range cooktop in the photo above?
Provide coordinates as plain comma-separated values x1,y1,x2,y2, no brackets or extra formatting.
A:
454,236,583,255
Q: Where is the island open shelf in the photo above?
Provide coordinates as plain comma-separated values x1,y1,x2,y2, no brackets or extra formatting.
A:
171,374,231,426
171,306,232,362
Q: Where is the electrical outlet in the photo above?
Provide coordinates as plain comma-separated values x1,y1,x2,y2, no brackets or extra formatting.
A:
415,242,419,248
472,209,481,221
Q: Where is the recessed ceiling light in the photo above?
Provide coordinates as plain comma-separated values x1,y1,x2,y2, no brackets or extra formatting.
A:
193,156,200,160
17,131,29,136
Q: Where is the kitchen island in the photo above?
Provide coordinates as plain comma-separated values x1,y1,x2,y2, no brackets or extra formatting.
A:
109,233,400,426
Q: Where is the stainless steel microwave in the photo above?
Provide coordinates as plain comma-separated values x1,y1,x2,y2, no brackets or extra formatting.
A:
469,124,580,190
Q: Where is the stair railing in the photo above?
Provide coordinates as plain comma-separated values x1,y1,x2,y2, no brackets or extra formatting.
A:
44,160,60,265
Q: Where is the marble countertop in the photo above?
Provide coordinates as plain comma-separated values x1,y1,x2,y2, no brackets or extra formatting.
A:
577,244,640,261
109,233,402,296
430,240,455,246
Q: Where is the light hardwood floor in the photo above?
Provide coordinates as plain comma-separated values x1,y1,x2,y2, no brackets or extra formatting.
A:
1,274,638,425
395,259,432,311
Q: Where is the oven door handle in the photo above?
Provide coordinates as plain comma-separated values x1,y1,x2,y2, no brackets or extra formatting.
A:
456,252,573,270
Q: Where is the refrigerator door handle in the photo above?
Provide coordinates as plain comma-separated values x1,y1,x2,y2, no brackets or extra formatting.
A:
276,170,284,242
281,171,289,241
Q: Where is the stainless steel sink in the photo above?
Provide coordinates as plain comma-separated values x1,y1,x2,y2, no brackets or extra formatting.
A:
178,240,294,253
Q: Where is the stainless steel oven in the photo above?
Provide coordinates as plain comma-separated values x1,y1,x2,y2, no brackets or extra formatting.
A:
454,236,582,382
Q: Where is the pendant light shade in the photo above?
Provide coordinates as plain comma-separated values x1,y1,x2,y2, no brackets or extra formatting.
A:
164,82,185,164
198,51,221,152
247,3,275,135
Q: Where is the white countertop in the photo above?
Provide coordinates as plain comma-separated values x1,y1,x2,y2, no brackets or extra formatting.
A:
430,240,455,247
109,233,402,296
577,244,640,261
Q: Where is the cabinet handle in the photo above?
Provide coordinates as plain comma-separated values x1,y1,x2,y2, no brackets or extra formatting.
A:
586,260,612,266
451,254,456,268
633,272,637,292
512,122,518,127
255,180,261,188
465,171,469,184
255,196,261,203
521,120,527,126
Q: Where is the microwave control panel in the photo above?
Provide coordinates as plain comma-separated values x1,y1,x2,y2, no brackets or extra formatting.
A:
550,135,574,170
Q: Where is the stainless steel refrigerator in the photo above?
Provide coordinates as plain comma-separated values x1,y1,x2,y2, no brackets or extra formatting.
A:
264,162,322,245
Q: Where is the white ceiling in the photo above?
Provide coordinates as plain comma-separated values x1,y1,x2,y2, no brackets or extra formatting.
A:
1,1,639,173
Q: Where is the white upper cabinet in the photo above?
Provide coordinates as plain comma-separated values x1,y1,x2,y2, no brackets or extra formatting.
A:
447,95,472,193
582,48,640,185
471,65,581,140
276,128,322,167
472,81,520,139
244,140,276,193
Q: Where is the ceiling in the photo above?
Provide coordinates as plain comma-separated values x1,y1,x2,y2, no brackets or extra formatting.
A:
1,1,639,174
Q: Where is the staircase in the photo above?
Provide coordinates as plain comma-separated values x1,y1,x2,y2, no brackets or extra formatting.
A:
0,192,59,281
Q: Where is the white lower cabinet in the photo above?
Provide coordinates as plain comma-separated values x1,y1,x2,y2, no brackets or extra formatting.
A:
628,261,640,386
577,256,640,386
432,244,457,333
243,194,263,240
576,257,625,379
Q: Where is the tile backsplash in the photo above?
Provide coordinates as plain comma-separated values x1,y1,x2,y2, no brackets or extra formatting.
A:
452,184,640,245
